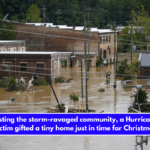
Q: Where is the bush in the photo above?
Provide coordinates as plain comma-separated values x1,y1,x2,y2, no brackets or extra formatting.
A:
55,76,65,83
96,55,102,67
130,89,150,112
117,59,128,75
98,88,105,92
9,78,17,86
6,77,17,91
0,80,7,88
32,78,47,85
132,89,148,104
123,69,135,80
69,94,79,101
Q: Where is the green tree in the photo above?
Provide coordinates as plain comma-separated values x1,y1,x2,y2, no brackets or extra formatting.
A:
118,26,147,52
0,5,18,40
0,23,18,40
26,4,42,23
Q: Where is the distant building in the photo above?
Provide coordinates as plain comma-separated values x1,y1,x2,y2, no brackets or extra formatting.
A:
137,53,150,79
0,40,26,52
13,22,117,65
0,51,61,81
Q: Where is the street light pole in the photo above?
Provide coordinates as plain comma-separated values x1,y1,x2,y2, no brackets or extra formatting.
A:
84,15,88,112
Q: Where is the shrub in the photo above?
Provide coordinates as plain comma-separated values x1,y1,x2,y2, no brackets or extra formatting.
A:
117,59,128,75
55,103,65,109
132,89,148,104
96,55,102,67
69,94,79,101
130,89,150,112
9,78,17,86
98,88,105,92
32,78,47,85
55,76,65,83
0,80,7,88
66,78,73,83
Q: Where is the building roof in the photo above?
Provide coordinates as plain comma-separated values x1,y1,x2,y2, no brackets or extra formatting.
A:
0,51,60,55
0,40,25,46
26,23,114,33
138,53,150,67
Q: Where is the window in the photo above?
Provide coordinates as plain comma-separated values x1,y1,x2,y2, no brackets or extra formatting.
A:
4,63,10,71
109,48,111,54
78,60,82,67
103,36,105,43
21,63,27,71
37,64,43,71
106,36,108,42
100,36,102,43
109,35,111,42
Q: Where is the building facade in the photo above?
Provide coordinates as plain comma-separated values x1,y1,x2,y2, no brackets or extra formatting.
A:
0,40,26,52
137,53,150,79
0,52,61,81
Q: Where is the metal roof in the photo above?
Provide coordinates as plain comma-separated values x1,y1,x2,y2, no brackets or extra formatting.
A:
0,40,25,46
0,51,60,55
139,53,150,67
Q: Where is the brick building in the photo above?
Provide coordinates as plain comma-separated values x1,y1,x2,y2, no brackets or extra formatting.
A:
13,23,117,65
0,51,61,81
137,53,150,79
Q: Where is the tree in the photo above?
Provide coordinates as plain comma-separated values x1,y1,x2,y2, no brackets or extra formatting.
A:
0,24,18,40
26,4,42,23
118,26,147,52
0,5,18,40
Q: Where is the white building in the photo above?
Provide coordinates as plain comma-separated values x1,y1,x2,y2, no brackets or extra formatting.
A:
0,40,26,52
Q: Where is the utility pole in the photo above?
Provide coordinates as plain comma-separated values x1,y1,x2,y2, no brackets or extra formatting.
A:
131,21,133,61
84,15,88,112
113,22,117,88
87,7,92,22
87,7,92,71
81,60,83,98
41,6,47,23
56,10,62,25
87,28,91,71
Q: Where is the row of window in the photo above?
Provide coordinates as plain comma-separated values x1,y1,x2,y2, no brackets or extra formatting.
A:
100,35,111,43
4,63,44,72
0,48,25,51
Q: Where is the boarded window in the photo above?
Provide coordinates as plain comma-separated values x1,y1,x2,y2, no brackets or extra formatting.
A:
37,64,43,71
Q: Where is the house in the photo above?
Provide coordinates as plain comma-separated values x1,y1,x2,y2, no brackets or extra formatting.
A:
0,40,26,52
0,51,61,81
137,53,150,79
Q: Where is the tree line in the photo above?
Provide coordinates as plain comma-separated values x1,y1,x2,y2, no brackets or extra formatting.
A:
1,0,150,28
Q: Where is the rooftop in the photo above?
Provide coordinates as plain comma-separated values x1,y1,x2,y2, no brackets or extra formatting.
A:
139,53,150,67
0,51,60,55
0,40,26,45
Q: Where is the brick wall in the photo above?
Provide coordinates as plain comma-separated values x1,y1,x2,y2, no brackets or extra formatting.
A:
0,54,51,82
14,24,99,53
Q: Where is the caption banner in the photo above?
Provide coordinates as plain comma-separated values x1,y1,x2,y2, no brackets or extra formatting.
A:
0,114,150,135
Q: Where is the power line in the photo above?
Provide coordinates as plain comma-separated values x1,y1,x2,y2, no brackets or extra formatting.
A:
1,19,150,46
